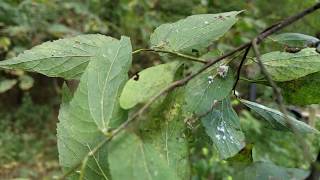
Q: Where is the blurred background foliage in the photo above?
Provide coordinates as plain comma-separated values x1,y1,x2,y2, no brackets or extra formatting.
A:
0,0,319,179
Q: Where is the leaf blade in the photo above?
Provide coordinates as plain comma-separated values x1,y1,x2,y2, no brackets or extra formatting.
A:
109,89,190,180
0,34,118,80
57,36,132,179
270,33,319,47
240,99,318,134
259,48,320,81
87,36,132,132
150,11,241,54
202,98,245,159
120,61,180,109
184,65,234,114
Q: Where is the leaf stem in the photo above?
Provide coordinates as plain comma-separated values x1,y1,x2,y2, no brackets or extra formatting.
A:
132,48,207,64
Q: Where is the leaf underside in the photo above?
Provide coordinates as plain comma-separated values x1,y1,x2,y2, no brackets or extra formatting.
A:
240,99,318,134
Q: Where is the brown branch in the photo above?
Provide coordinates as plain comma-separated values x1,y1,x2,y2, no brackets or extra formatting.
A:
58,2,320,179
252,38,312,162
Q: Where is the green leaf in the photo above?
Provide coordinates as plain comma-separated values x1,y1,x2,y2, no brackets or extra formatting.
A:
279,71,320,105
184,64,234,114
0,79,17,93
120,61,181,109
57,36,132,179
109,90,190,180
201,98,245,159
57,71,110,179
234,162,309,180
259,48,320,81
0,34,119,80
150,11,241,54
240,99,318,134
86,36,132,132
108,131,178,180
270,33,319,47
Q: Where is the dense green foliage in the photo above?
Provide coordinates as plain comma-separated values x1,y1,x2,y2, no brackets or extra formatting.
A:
1,0,320,179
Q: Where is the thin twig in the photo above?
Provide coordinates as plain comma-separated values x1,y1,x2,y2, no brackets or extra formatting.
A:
252,38,312,161
58,2,320,179
132,48,207,64
232,45,252,96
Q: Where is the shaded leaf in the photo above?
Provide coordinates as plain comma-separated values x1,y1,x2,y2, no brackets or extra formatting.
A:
0,79,17,93
120,61,181,109
0,34,119,80
108,131,178,180
140,89,190,179
184,64,234,114
240,99,318,134
259,48,320,81
202,98,245,159
150,11,241,54
270,33,319,47
234,162,309,180
279,71,320,105
109,90,190,180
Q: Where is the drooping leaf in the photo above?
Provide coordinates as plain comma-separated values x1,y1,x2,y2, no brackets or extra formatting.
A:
150,11,241,54
258,48,320,81
57,36,132,179
0,34,120,80
120,61,181,109
184,63,234,114
240,99,318,134
279,72,320,105
202,98,245,159
233,162,309,180
86,36,132,132
0,79,17,93
270,33,319,47
109,89,190,180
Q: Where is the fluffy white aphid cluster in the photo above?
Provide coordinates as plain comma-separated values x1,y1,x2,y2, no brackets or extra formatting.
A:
217,65,229,78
